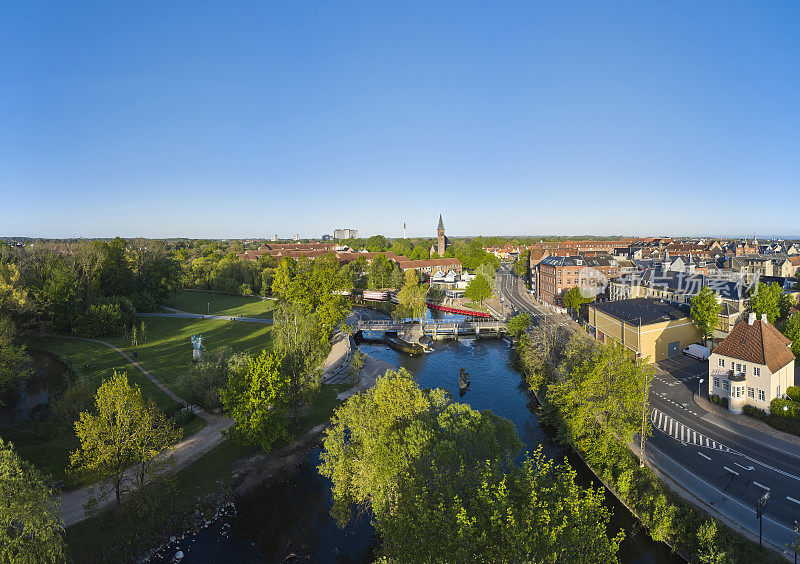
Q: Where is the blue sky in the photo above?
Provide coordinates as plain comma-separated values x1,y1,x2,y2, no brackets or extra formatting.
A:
2,1,799,239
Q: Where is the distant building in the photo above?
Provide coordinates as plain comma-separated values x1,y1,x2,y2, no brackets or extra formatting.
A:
333,228,358,240
321,234,332,242
709,313,795,414
293,234,299,241
430,214,450,256
396,257,462,278
270,234,278,242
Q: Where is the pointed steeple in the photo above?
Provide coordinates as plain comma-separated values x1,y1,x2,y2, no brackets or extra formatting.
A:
437,214,444,231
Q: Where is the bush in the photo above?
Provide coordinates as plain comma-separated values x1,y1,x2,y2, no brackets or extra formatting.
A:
742,404,767,420
177,347,249,410
786,386,800,403
708,394,728,408
239,283,253,296
75,303,127,337
769,398,800,419
763,414,800,436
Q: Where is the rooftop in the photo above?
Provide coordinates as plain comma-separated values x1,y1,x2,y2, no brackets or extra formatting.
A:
590,298,690,325
713,316,795,372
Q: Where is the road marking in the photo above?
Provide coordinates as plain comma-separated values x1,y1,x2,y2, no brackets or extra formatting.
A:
734,462,754,471
752,482,770,491
698,452,711,461
724,466,739,476
787,496,800,506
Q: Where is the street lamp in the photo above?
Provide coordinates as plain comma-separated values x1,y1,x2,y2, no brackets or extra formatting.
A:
698,378,704,398
756,491,770,548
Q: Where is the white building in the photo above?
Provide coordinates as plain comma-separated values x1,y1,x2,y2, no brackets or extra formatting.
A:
333,228,358,240
708,313,795,414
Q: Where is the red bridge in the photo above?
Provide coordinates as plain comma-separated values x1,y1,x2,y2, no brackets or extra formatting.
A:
425,302,491,318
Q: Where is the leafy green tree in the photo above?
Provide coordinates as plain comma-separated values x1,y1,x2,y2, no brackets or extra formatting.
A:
562,285,594,315
368,253,393,290
69,372,177,508
389,264,404,289
221,350,291,451
690,286,721,346
395,270,428,321
464,273,492,305
507,312,533,339
695,520,728,564
782,313,800,358
273,301,325,425
320,369,621,562
364,235,389,253
513,249,530,279
750,282,782,324
1,439,68,563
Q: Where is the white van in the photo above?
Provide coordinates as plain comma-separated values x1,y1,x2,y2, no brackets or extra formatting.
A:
683,344,710,361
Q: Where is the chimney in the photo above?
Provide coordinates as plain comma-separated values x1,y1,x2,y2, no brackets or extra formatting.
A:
761,314,768,323
748,312,756,325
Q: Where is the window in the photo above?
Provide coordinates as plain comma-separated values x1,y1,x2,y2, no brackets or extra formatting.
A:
722,380,730,392
713,377,720,388
777,385,781,398
718,358,725,368
754,367,760,377
742,365,746,375
748,387,754,398
736,363,741,373
758,389,765,402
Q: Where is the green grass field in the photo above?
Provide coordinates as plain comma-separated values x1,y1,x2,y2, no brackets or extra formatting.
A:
117,316,273,400
8,315,272,482
163,290,277,319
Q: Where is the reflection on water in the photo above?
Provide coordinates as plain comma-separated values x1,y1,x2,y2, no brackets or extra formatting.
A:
159,338,683,563
0,349,72,427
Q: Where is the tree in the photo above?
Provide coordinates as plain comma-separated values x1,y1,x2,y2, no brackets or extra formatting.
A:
69,372,177,508
464,273,492,305
1,439,68,563
506,312,533,339
750,282,782,324
562,286,594,315
319,369,621,562
273,301,325,425
695,520,728,564
690,286,721,346
389,264,404,289
782,312,800,358
221,350,291,451
395,270,428,321
513,249,530,280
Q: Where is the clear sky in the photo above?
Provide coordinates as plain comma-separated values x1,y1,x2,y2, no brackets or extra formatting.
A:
2,1,799,239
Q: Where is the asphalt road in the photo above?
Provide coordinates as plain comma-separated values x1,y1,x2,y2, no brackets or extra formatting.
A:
494,264,800,554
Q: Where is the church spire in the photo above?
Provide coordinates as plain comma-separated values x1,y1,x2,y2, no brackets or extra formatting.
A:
438,214,444,231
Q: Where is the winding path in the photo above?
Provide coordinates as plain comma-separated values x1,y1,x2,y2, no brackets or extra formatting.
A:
41,334,234,527
137,306,273,324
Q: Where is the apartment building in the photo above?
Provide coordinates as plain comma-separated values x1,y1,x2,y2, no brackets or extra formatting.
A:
536,255,618,306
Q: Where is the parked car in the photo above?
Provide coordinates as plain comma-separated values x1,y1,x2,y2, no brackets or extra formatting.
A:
683,344,710,360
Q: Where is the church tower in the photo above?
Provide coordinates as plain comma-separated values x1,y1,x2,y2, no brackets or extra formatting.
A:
437,214,446,256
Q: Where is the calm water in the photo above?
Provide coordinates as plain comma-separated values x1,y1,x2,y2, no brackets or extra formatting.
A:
165,336,683,563
0,349,72,426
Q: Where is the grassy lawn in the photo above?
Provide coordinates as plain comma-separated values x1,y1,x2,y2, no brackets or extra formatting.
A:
8,316,270,482
118,316,273,400
66,382,351,563
163,290,277,319
5,337,208,482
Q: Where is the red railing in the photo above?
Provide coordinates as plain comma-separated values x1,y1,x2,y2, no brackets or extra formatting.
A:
426,302,491,318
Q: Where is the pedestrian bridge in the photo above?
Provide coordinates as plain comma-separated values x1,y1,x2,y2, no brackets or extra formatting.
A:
356,319,507,339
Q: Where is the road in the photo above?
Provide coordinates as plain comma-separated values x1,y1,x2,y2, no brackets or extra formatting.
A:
494,264,800,556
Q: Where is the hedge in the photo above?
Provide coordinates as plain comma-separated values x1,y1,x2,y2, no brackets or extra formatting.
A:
769,398,800,419
786,386,800,403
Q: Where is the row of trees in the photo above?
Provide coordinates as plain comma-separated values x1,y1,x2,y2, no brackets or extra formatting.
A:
319,369,623,562
516,324,764,560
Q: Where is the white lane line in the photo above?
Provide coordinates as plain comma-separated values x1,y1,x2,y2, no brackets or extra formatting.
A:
724,466,739,476
698,452,711,461
752,482,770,491
788,496,800,506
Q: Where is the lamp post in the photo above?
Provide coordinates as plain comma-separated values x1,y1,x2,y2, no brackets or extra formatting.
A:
756,491,770,548
698,378,704,398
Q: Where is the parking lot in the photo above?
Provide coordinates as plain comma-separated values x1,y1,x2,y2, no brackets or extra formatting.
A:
653,354,708,395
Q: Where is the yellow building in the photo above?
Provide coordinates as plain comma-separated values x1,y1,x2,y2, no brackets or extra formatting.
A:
587,298,701,363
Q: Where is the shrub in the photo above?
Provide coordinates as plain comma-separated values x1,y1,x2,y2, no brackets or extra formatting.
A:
770,398,800,419
763,415,800,436
787,386,800,403
742,404,767,420
75,303,127,337
708,394,728,408
239,283,253,296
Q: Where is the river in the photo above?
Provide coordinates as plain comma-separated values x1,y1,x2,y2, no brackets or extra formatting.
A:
162,332,683,563
0,349,72,427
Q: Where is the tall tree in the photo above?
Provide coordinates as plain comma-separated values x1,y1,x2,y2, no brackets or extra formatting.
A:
782,312,800,358
562,286,594,315
1,439,68,563
690,286,721,346
750,282,782,324
464,273,492,305
221,350,291,451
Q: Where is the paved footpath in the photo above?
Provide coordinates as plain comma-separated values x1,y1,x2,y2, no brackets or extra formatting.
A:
138,306,273,324
42,335,234,527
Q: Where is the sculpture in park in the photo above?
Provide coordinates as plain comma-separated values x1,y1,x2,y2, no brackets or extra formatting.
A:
190,334,204,361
